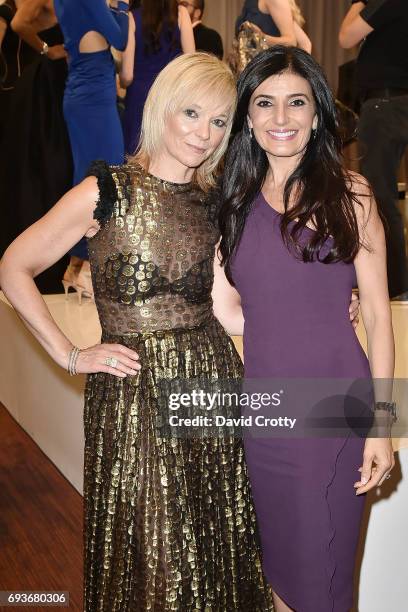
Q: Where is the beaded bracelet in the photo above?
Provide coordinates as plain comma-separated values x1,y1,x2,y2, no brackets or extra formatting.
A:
68,346,81,376
373,401,397,423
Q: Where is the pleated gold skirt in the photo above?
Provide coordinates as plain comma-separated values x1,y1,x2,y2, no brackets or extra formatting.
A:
83,317,273,611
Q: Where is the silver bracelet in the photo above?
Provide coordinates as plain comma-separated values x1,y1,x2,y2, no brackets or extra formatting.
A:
68,346,80,376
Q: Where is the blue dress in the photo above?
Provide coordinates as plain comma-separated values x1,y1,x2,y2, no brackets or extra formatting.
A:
54,0,129,259
122,7,181,155
236,0,280,36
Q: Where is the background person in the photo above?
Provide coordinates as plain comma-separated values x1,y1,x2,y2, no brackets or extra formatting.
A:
0,0,73,294
54,0,130,300
120,0,194,156
236,0,312,53
179,0,223,59
0,0,37,143
339,0,408,300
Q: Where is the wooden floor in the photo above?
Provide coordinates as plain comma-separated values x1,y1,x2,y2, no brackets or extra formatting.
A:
0,405,83,611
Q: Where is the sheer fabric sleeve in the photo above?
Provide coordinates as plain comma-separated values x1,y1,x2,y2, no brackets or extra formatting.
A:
205,180,222,235
83,0,129,50
85,160,118,227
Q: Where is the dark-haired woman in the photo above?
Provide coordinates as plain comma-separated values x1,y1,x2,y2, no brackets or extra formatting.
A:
219,46,395,612
120,0,194,155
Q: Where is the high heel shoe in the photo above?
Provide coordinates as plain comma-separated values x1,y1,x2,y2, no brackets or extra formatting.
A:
62,261,94,305
75,264,94,305
62,263,80,298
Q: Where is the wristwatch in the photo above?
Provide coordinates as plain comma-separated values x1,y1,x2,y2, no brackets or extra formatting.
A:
40,41,49,55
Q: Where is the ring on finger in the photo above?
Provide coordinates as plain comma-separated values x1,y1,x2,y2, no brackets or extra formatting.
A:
105,356,118,368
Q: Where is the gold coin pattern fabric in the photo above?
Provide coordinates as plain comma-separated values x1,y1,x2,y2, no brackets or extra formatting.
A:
84,162,274,611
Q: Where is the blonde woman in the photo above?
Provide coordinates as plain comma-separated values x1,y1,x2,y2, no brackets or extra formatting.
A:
236,0,312,53
0,53,273,610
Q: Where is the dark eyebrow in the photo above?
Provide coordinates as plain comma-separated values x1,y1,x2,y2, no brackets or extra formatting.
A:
253,93,311,101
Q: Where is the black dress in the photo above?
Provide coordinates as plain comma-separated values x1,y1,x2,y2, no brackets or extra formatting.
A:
0,0,36,143
0,24,73,293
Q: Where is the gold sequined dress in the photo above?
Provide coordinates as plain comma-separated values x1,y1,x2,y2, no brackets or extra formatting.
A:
83,161,273,611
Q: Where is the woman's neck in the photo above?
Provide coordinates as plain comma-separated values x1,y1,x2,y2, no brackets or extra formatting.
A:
148,152,194,184
264,154,300,192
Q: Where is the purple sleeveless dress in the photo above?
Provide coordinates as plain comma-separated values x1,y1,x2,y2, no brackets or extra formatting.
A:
231,192,371,612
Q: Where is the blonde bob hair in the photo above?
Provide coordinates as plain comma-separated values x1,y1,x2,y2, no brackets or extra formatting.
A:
131,53,237,191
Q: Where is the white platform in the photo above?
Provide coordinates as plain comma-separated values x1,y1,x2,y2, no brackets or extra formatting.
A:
0,292,101,493
0,292,407,611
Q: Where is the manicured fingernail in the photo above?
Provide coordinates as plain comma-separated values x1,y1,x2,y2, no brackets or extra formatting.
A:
361,477,368,485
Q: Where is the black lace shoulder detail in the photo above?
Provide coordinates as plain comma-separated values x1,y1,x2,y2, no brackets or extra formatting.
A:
85,160,118,226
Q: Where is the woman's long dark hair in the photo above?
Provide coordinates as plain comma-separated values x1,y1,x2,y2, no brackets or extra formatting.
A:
219,46,368,283
138,0,179,55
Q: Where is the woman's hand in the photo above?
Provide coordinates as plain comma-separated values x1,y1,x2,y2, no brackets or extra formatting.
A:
74,343,141,378
246,21,263,35
47,44,67,60
349,292,360,328
354,437,395,495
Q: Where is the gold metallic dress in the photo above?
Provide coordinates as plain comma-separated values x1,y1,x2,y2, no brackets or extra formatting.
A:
83,161,273,611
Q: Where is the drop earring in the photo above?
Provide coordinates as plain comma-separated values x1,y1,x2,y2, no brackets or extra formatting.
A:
249,126,253,139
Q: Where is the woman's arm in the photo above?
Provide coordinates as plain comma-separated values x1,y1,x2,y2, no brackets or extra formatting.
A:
119,10,135,88
86,0,129,51
11,0,66,59
339,1,373,49
212,246,244,336
293,21,311,53
0,178,140,377
351,174,395,494
178,4,195,54
262,0,296,47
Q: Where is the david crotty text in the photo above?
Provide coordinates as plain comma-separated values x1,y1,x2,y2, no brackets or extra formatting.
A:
168,415,297,429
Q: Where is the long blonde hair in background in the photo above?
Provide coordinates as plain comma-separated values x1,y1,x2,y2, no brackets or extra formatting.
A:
132,53,237,191
289,0,305,27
